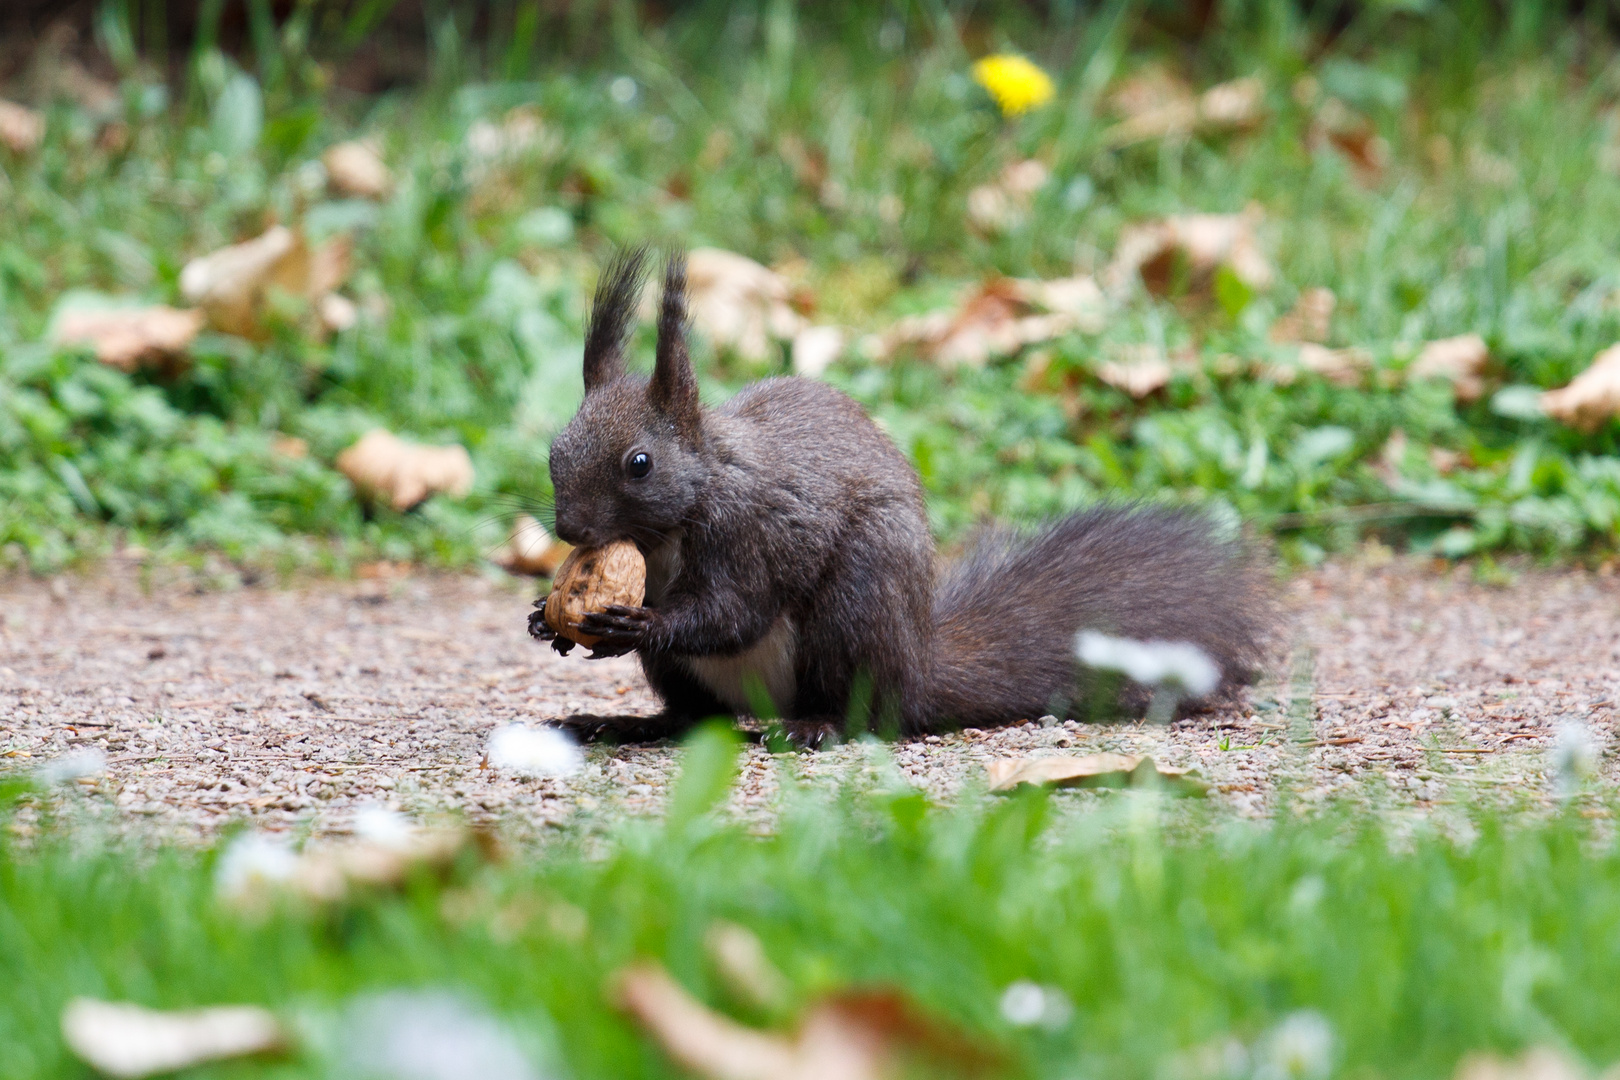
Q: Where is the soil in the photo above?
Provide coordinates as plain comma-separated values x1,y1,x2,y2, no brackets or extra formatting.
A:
2,556,1617,835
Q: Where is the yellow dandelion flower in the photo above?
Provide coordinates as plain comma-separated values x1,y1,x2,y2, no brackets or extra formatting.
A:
972,54,1056,118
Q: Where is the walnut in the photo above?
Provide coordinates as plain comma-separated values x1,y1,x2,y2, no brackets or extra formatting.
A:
543,540,647,647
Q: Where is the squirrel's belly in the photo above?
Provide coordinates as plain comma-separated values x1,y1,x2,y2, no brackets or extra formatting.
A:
680,618,798,715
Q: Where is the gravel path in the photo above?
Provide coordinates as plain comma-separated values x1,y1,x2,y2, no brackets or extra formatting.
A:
2,557,1617,834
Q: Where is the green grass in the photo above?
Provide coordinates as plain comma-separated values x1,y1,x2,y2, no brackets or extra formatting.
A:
4,727,1620,1079
5,3,1620,572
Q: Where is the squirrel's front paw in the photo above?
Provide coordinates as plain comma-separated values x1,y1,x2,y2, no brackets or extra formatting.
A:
527,606,577,655
576,604,654,658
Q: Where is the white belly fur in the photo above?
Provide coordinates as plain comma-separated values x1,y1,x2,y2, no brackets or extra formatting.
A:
682,617,798,715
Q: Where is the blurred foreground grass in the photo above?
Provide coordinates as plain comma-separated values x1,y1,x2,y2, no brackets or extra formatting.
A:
5,726,1620,1079
6,3,1620,572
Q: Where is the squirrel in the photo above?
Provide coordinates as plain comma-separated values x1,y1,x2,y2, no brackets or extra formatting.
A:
529,249,1273,746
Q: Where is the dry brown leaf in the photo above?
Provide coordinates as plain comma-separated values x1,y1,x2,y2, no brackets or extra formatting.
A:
324,140,392,199
687,248,807,362
1410,333,1490,402
791,324,845,377
1309,98,1388,179
707,921,793,1014
867,276,1103,369
179,226,353,339
615,963,991,1080
53,306,204,373
1198,76,1266,128
466,106,549,162
1108,66,1193,119
986,753,1207,794
1542,343,1620,431
1107,207,1273,297
966,159,1049,233
317,292,359,334
492,514,572,576
61,999,286,1079
1097,346,1172,398
35,56,119,116
1297,343,1372,387
617,963,807,1080
1429,446,1463,474
336,429,475,511
0,98,44,154
218,822,469,912
1101,75,1264,146
290,826,466,904
1453,1048,1587,1080
26,24,120,115
1270,287,1336,344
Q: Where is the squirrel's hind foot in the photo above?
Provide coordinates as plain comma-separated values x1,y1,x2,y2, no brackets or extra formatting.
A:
772,718,844,751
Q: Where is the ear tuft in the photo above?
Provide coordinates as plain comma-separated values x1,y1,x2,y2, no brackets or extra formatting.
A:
583,247,650,391
650,252,702,440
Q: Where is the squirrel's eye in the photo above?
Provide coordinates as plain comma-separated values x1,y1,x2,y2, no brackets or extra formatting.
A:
627,451,652,479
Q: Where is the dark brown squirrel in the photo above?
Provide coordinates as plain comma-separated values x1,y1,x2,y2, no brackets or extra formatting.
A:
528,249,1273,746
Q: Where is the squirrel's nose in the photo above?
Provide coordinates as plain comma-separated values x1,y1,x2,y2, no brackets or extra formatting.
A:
553,513,585,546
552,503,594,546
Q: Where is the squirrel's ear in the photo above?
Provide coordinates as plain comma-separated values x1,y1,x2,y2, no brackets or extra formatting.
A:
582,247,649,392
649,252,701,440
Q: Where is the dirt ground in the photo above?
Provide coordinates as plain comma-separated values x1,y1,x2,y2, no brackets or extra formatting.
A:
2,555,1617,834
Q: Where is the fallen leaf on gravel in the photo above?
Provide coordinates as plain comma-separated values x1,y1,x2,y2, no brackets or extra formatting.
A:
1297,343,1373,387
866,276,1103,368
616,963,992,1080
52,304,204,372
687,248,808,362
179,225,352,339
706,921,793,1013
1541,343,1620,431
1107,208,1273,297
1309,98,1388,179
1271,287,1336,344
62,998,286,1079
1453,1048,1587,1080
336,429,474,511
986,753,1207,794
323,140,392,199
0,98,44,153
1411,333,1490,402
492,515,572,576
966,158,1049,233
1102,75,1264,146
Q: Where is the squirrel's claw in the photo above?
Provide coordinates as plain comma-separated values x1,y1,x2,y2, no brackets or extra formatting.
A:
529,608,576,655
576,605,654,651
777,719,842,751
585,642,634,659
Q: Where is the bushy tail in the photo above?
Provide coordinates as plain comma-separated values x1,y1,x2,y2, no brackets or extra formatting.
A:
924,505,1274,730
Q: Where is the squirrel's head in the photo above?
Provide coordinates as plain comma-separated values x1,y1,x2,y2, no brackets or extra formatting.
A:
548,249,706,549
